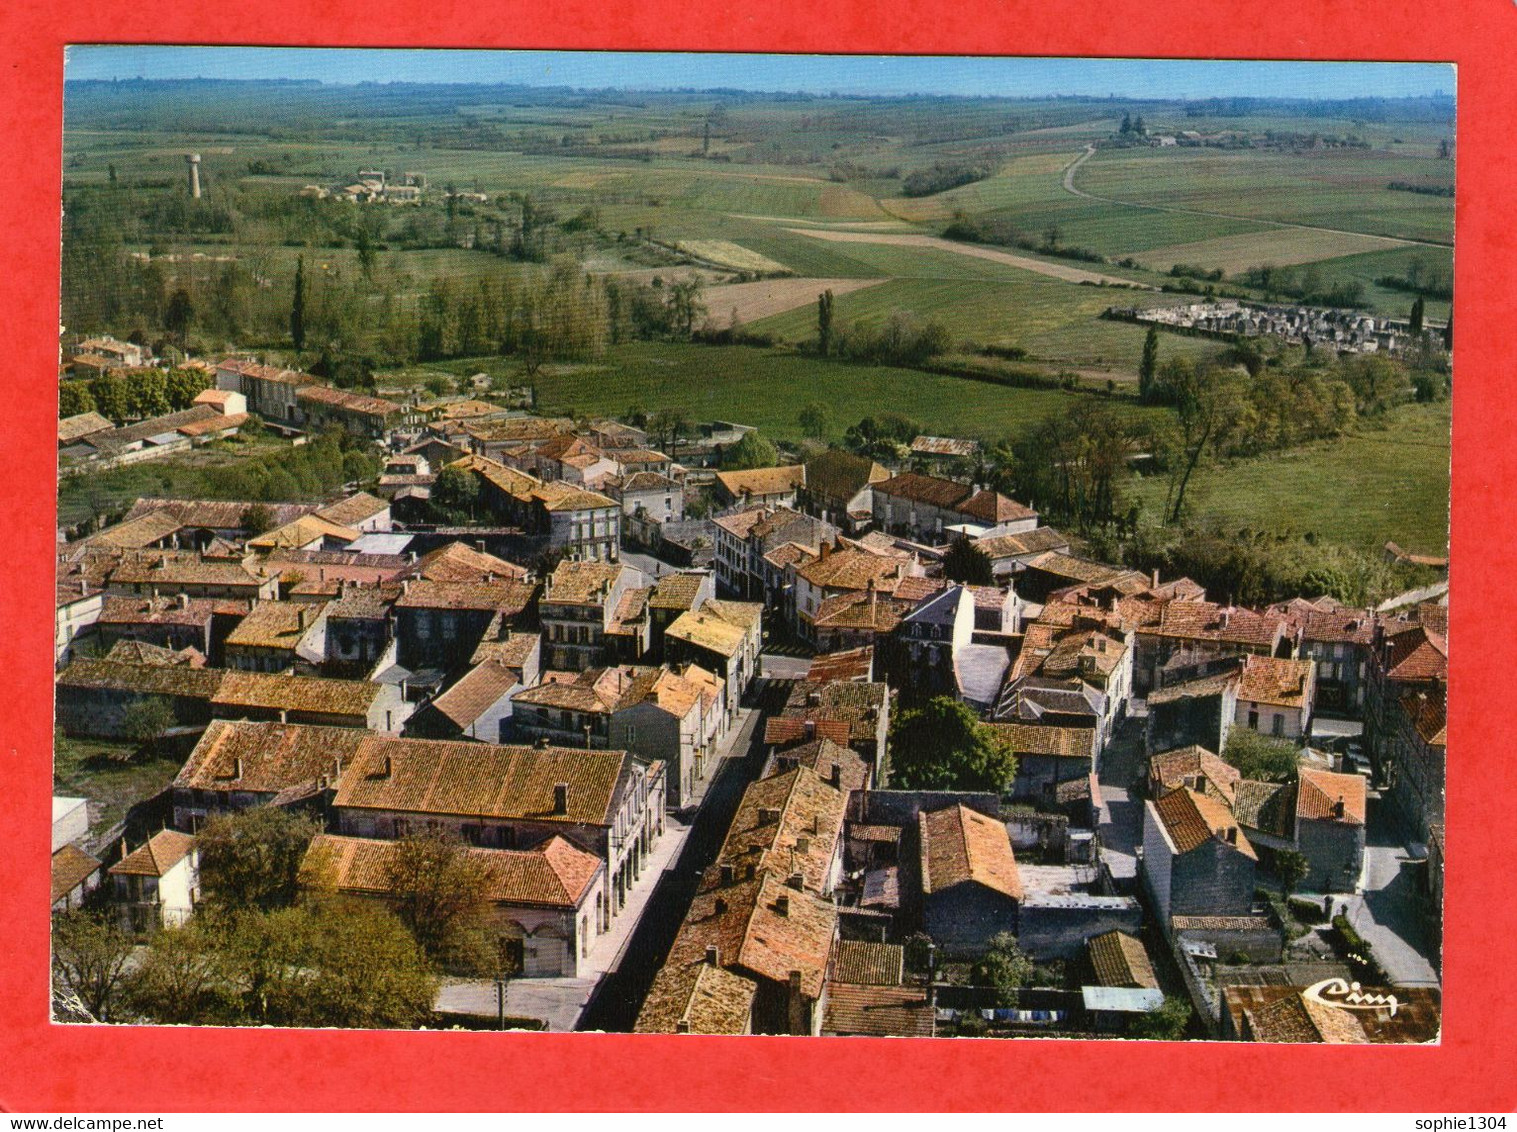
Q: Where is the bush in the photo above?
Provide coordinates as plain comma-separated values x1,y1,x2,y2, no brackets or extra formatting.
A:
1289,895,1327,924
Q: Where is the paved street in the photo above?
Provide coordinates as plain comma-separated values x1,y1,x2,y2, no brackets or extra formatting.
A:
575,678,785,1032
434,696,773,1031
1341,797,1440,987
1096,709,1148,886
759,653,812,681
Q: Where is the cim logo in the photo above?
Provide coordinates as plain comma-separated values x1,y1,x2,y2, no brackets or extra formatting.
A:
1302,977,1401,1017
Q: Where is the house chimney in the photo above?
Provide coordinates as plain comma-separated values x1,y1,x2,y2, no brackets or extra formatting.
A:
796,836,811,857
477,540,486,553
775,893,790,917
378,754,392,779
177,593,189,610
1152,569,1160,587
803,720,816,740
675,1019,691,1034
788,872,805,890
819,541,831,561
535,736,551,749
553,782,569,815
829,763,842,788
720,863,735,885
759,806,781,824
745,862,757,880
1334,796,1346,818
334,757,342,779
705,945,720,966
232,756,242,781
714,896,729,915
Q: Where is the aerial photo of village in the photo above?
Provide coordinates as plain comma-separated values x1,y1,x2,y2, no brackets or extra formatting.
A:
50,49,1448,1042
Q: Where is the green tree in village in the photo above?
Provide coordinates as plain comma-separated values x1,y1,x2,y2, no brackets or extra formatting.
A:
195,808,324,913
1222,728,1300,784
1130,994,1193,1041
1275,848,1310,896
972,932,1034,1009
719,430,780,471
432,464,482,523
1160,357,1250,524
59,382,96,418
1409,294,1425,337
164,287,195,350
51,910,136,1022
121,698,176,759
290,255,306,352
666,278,706,339
798,401,831,441
816,288,835,356
942,535,995,585
376,832,498,974
1138,325,1160,403
889,697,1018,792
164,367,212,409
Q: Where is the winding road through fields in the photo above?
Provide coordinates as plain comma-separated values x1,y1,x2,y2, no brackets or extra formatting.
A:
1060,144,1449,251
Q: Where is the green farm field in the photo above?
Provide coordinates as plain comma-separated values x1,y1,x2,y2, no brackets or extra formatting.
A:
415,342,1172,445
1127,401,1452,556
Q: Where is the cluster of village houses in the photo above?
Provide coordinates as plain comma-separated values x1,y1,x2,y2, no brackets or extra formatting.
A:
52,349,1444,1042
1110,299,1443,357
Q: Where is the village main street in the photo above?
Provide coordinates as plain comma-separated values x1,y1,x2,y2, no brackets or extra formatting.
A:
431,675,784,1032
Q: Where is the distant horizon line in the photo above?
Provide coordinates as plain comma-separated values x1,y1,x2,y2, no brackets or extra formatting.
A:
62,74,1456,104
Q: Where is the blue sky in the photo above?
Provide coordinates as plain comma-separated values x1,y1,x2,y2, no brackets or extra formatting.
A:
65,47,1453,100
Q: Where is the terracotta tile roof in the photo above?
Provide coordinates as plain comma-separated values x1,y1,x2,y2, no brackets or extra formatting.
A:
809,590,912,633
1384,625,1448,683
543,560,626,605
910,435,979,458
647,573,708,612
667,872,838,999
1236,654,1314,709
98,593,218,628
617,471,680,495
717,767,847,894
1244,992,1369,1044
1222,985,1441,1045
427,661,523,729
619,666,709,720
125,497,312,532
103,640,205,667
1230,779,1293,839
52,845,103,903
1152,788,1256,860
531,481,617,513
175,720,367,794
607,586,650,636
763,718,851,747
326,583,402,620
110,829,196,878
918,804,1022,901
249,515,361,551
1149,746,1240,806
829,939,905,986
1149,601,1287,649
1146,671,1239,706
803,448,890,504
535,434,604,463
303,833,600,909
297,384,407,417
958,489,1037,525
1297,767,1368,826
436,399,506,420
512,673,620,715
313,492,390,528
86,509,185,550
770,737,870,793
1086,930,1159,989
876,472,973,509
1401,685,1447,746
218,358,311,386
987,722,1095,760
973,528,1069,559
635,959,758,1034
108,551,273,590
1024,551,1132,586
176,412,250,438
780,681,888,743
665,606,753,657
212,670,381,718
394,578,537,616
715,464,805,500
58,411,115,444
469,630,540,669
823,983,934,1037
405,541,527,583
225,600,328,651
332,735,631,825
796,546,902,591
1289,607,1376,646
806,647,874,683
56,658,225,699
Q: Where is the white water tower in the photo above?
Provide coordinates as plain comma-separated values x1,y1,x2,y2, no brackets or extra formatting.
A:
186,153,202,199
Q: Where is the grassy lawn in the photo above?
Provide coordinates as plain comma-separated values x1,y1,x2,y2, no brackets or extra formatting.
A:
57,432,301,530
54,734,181,837
1126,401,1451,555
421,342,1172,445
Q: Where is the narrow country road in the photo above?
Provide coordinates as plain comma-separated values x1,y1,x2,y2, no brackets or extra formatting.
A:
1059,144,1448,251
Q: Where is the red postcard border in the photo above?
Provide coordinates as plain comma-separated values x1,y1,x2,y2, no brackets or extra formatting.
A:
0,0,1507,1113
